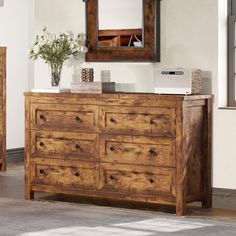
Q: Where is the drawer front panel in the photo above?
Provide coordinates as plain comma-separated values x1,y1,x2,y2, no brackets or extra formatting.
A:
31,131,99,161
100,164,176,197
100,135,175,167
31,160,99,189
31,103,98,132
101,106,176,137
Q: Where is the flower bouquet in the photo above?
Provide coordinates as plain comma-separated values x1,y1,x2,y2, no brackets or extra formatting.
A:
30,27,87,87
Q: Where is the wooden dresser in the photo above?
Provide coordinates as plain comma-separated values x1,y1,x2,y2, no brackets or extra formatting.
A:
24,92,212,215
0,47,6,171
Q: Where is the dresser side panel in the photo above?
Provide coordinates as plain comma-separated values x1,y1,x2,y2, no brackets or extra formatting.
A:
183,99,212,204
0,48,6,171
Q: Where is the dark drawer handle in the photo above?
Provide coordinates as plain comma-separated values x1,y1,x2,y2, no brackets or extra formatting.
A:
149,119,156,125
75,116,81,122
75,172,80,177
110,146,115,151
109,175,116,180
110,117,116,123
149,178,155,184
149,149,157,156
39,141,44,147
75,144,80,149
39,169,44,174
39,114,46,121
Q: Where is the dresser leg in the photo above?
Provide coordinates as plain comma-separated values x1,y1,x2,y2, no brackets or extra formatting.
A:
0,163,6,171
24,190,34,200
202,194,212,209
176,204,186,216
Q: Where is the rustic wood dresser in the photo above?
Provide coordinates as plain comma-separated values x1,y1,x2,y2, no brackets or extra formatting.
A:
0,47,6,171
24,92,212,215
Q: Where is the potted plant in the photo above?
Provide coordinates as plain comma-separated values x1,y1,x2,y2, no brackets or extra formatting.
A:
30,27,87,87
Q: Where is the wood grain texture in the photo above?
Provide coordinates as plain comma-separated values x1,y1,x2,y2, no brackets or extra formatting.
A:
0,47,6,171
175,101,186,216
101,106,176,137
185,105,204,198
24,92,212,102
30,131,99,161
31,159,99,190
31,103,99,132
100,163,176,197
86,0,160,62
202,98,213,208
100,134,175,167
25,96,34,199
24,93,212,216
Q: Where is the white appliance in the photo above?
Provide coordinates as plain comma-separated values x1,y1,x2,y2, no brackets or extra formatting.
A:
154,68,202,95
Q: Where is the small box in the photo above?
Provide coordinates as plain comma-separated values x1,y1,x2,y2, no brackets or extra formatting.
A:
71,82,115,93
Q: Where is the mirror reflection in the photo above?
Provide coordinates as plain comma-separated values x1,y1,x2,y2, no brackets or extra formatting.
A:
98,0,143,47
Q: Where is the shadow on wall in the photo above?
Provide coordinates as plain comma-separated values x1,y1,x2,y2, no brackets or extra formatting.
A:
115,83,136,92
201,71,212,95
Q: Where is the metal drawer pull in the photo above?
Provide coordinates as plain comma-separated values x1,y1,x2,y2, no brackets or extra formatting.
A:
110,146,115,151
39,142,44,147
39,169,44,174
75,172,80,177
75,144,80,149
75,116,81,122
110,117,116,123
149,178,155,184
149,149,157,156
39,114,46,121
109,175,116,180
149,119,155,125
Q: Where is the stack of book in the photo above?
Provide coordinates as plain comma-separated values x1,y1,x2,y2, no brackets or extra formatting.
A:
31,88,70,93
71,82,115,93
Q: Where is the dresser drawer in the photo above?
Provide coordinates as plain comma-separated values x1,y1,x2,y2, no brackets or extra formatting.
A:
101,106,176,137
100,164,176,197
100,135,175,167
31,160,99,189
30,131,99,161
31,103,98,132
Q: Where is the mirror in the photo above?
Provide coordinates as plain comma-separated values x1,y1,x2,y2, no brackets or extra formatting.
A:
86,0,160,62
98,0,143,48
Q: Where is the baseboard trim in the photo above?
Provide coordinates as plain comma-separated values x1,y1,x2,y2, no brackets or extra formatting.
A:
213,188,236,197
7,148,24,163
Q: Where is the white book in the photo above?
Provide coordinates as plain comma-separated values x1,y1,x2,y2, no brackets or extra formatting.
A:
31,88,70,93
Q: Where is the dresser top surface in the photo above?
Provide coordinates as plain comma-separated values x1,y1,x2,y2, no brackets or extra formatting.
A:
24,92,212,101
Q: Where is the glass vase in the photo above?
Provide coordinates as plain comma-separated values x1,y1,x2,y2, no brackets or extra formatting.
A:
49,64,63,87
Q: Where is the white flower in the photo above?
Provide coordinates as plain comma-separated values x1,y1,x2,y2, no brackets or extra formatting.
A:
80,46,88,53
67,31,74,39
29,28,88,63
33,45,40,54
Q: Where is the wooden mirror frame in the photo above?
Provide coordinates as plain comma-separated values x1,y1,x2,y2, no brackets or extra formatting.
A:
85,0,161,62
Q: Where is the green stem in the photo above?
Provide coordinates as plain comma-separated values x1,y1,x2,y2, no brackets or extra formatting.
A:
50,64,63,87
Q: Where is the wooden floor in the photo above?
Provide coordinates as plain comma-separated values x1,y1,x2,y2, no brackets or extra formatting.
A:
1,161,236,223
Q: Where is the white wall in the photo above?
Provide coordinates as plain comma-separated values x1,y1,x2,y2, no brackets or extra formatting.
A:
214,0,236,189
33,0,236,189
0,0,32,149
